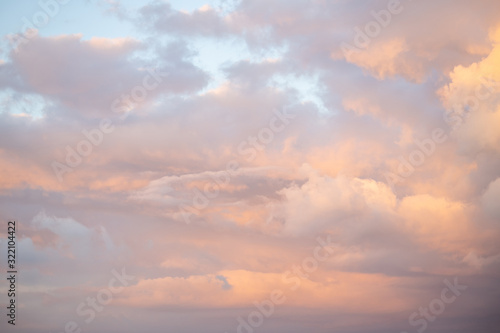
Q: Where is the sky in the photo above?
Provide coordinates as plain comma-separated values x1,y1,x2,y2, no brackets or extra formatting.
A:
0,0,500,332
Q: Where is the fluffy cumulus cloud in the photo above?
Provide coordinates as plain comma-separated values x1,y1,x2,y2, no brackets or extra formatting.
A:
0,1,500,333
2,33,208,117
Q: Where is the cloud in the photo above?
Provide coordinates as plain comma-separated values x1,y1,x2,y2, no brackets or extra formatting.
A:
137,1,231,37
2,34,208,117
30,210,113,259
482,177,500,220
270,164,396,236
1,1,500,332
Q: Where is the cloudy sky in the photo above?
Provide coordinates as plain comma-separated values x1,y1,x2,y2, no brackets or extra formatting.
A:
0,0,500,332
